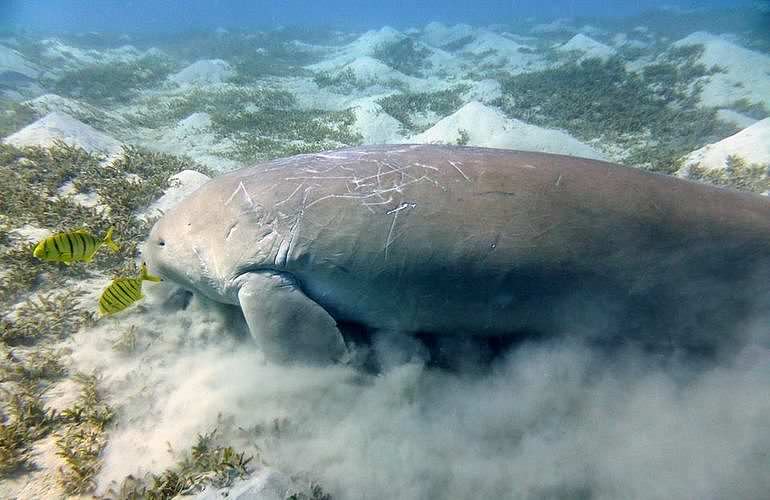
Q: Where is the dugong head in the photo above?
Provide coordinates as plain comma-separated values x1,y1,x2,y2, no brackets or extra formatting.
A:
144,177,283,303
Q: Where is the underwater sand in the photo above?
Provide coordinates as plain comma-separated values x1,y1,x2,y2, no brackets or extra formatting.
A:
1,5,770,499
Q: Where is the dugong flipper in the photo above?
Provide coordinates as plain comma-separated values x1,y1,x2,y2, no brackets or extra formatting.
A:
236,272,347,364
146,144,770,365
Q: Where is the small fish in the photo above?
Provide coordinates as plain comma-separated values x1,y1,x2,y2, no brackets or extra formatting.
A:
33,227,119,264
98,263,161,316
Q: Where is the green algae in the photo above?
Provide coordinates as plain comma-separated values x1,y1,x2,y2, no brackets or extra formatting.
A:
377,85,470,133
372,37,432,77
0,142,210,303
287,484,334,500
494,55,738,173
156,29,321,82
313,67,366,94
688,155,770,193
50,55,177,104
0,143,208,480
131,86,297,129
0,292,92,476
55,373,114,495
130,86,361,161
0,380,55,475
213,106,362,162
456,128,471,145
106,429,253,499
728,98,770,120
0,100,38,138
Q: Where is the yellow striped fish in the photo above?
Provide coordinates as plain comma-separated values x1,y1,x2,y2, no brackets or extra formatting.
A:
98,263,161,316
33,227,119,264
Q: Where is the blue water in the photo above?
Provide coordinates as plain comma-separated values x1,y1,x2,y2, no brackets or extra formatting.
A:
2,0,770,498
2,0,761,33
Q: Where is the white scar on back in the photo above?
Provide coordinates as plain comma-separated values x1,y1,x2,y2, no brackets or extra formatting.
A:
225,181,254,208
275,183,304,207
447,160,471,181
384,202,416,260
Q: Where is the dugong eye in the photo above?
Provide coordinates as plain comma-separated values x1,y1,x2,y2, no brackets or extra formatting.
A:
158,239,166,247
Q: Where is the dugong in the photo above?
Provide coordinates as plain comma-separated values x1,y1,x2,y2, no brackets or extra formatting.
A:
146,145,770,364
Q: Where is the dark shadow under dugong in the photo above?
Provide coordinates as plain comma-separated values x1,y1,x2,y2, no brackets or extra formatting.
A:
145,145,770,364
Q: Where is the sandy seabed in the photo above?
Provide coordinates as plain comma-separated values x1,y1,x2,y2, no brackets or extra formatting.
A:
1,9,770,499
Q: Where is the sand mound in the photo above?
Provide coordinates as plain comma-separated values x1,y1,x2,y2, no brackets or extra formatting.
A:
558,34,616,60
716,109,758,129
464,79,502,103
307,26,450,84
460,31,541,71
307,27,406,72
531,18,576,34
611,33,650,50
304,26,466,94
348,26,405,54
3,111,122,155
26,94,94,117
680,117,770,172
674,32,770,110
40,39,151,66
343,56,413,85
421,22,475,48
196,468,295,500
24,93,129,133
409,101,605,160
150,112,241,172
349,96,405,144
0,44,40,78
176,112,213,134
139,170,211,221
169,59,234,86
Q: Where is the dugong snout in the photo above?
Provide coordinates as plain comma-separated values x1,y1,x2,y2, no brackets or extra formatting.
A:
144,217,193,292
144,222,169,277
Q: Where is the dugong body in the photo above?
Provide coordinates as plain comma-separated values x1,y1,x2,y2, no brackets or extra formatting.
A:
146,145,770,363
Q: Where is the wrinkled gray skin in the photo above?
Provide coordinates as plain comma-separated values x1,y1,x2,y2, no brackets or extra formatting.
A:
146,145,770,364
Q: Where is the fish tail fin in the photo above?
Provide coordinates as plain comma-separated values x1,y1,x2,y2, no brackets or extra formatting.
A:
33,241,46,259
104,227,120,252
140,262,161,282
